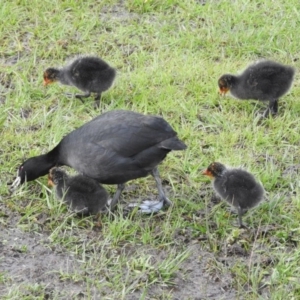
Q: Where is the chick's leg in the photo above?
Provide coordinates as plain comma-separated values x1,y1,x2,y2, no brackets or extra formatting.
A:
94,93,102,109
263,99,278,117
75,92,91,103
269,99,278,114
237,206,248,229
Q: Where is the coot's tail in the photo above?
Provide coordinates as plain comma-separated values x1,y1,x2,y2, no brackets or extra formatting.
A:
160,137,187,151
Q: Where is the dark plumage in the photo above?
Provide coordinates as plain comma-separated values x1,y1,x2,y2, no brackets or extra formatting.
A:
203,162,265,228
43,56,116,107
48,167,108,215
218,60,295,117
11,110,187,212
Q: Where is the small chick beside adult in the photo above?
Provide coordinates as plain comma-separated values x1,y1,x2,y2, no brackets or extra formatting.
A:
48,167,108,215
218,60,295,117
43,56,116,108
203,162,265,228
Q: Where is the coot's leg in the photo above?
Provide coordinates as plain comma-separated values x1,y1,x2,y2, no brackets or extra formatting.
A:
269,99,278,115
109,183,125,209
75,92,91,103
152,167,172,206
94,93,102,109
237,206,248,229
127,167,172,213
262,108,270,118
263,99,278,117
94,212,102,227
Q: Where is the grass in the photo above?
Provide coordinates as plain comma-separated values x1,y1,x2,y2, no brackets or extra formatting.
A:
1,0,300,298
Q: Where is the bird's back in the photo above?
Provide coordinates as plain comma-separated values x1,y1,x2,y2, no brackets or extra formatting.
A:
62,175,108,214
66,175,104,193
214,169,264,209
235,60,295,100
68,56,116,92
58,110,186,183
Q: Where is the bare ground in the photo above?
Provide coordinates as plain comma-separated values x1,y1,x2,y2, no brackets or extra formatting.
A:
1,191,261,300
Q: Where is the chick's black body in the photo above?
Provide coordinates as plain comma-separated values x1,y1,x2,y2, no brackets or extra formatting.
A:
44,56,116,107
218,60,295,117
49,168,108,215
204,162,264,228
12,110,187,212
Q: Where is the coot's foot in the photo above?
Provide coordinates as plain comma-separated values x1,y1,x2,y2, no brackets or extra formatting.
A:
129,200,163,213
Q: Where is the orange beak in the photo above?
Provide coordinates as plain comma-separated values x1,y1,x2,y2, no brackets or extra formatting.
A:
48,175,54,187
219,87,229,96
203,169,214,179
43,78,53,86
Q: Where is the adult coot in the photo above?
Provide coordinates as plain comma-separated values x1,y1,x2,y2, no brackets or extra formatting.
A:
43,56,116,107
48,167,108,215
218,60,295,117
203,162,265,228
11,110,187,212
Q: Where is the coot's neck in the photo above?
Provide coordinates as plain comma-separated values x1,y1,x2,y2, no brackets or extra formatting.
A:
21,144,61,182
58,68,73,85
213,168,227,178
229,75,239,88
35,154,57,177
214,172,224,178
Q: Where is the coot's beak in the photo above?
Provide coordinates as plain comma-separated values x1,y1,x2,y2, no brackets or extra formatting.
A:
43,78,50,86
202,169,209,175
202,169,214,179
48,176,54,187
43,77,54,86
10,175,21,192
219,87,229,96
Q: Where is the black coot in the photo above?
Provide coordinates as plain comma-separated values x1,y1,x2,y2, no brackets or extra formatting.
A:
11,110,187,212
48,167,108,215
203,162,265,228
43,56,116,107
218,60,295,117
